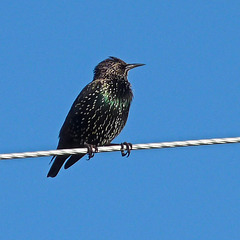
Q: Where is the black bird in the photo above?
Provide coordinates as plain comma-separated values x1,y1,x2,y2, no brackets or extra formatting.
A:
47,57,144,177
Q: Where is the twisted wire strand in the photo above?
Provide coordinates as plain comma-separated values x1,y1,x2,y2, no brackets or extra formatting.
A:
0,137,239,160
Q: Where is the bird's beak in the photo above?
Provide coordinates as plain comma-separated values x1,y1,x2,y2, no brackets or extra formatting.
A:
126,63,145,70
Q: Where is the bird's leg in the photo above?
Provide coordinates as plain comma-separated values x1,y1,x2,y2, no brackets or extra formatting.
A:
120,142,132,157
84,143,98,160
105,142,133,157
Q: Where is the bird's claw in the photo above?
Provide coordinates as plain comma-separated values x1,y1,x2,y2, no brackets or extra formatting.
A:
84,143,98,160
120,142,132,157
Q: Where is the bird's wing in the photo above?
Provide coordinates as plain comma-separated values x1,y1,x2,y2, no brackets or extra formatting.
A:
47,80,105,177
58,79,106,142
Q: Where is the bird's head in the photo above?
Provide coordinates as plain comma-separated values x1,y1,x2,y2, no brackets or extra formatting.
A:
93,56,145,80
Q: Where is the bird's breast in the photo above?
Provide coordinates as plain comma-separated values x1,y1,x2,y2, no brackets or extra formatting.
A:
100,79,133,110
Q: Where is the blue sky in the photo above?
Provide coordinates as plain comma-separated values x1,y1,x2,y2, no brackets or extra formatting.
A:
0,0,239,239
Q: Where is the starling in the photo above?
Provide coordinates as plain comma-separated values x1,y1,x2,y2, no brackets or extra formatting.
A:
47,57,144,177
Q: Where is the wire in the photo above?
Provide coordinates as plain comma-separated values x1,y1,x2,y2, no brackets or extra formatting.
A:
0,137,239,160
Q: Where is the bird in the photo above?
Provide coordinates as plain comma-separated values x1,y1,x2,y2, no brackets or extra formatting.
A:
47,56,144,177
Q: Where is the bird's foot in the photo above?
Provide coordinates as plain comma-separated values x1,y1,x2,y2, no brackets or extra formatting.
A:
120,142,132,157
84,143,98,160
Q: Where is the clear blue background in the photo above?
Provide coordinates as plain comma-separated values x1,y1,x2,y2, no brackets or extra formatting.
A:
0,1,239,239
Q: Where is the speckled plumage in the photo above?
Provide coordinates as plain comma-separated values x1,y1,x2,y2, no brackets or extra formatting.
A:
47,57,144,177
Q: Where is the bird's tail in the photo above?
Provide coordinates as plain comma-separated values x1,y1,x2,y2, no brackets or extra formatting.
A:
64,154,86,169
47,155,69,178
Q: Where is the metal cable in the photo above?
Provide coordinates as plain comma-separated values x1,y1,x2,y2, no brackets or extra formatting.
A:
0,137,239,160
